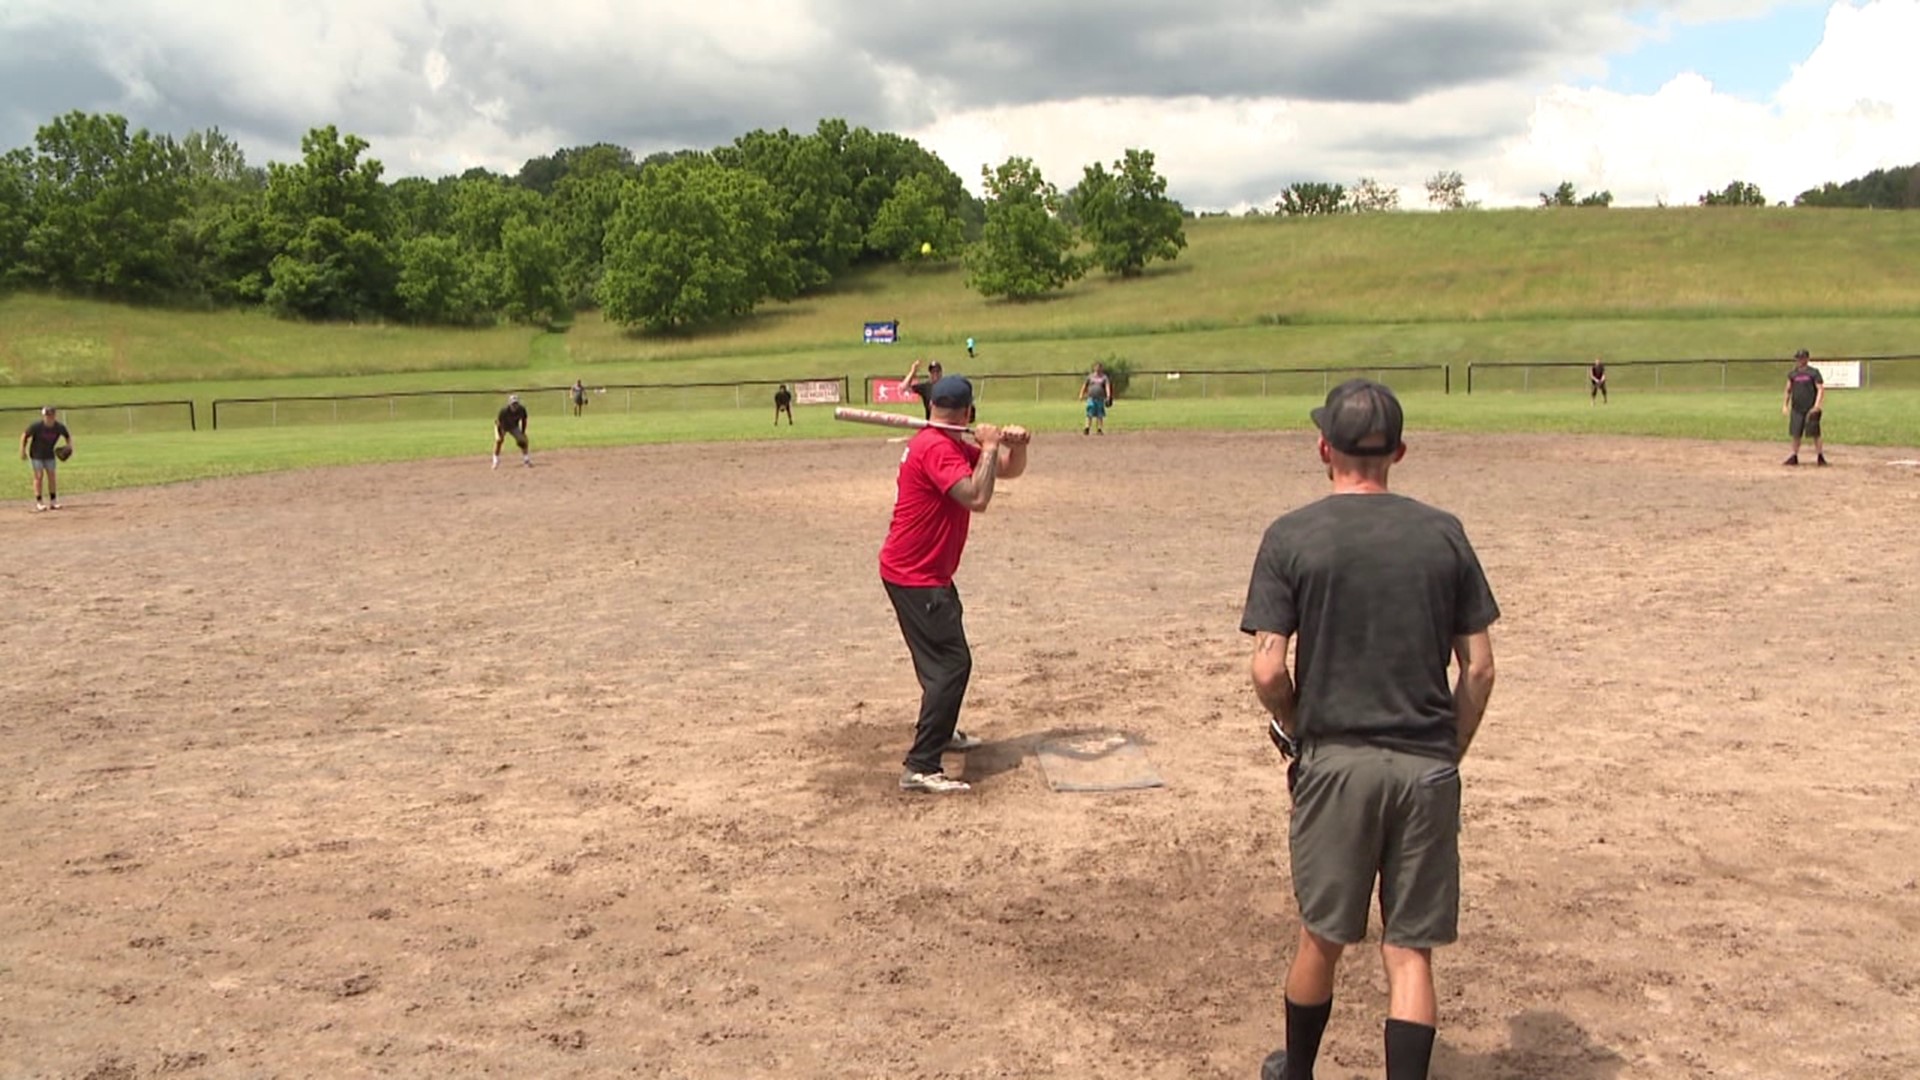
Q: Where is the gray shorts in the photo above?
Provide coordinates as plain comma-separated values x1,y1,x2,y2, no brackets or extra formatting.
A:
1289,738,1461,948
1789,409,1822,439
29,457,55,475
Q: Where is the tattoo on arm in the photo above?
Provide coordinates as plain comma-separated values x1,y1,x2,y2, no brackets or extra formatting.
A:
951,445,1001,509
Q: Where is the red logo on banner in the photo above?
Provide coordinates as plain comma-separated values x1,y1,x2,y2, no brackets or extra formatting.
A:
871,379,918,404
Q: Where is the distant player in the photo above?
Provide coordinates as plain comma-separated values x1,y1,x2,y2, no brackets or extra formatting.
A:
774,384,794,426
966,336,976,359
1589,358,1608,403
571,380,588,417
1081,361,1114,435
901,359,942,421
20,405,73,511
493,394,531,469
1782,349,1827,467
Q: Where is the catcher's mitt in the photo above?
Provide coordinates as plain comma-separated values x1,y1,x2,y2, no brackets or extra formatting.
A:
54,445,72,461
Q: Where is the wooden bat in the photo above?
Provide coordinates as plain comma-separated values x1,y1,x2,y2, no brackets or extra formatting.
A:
833,407,971,434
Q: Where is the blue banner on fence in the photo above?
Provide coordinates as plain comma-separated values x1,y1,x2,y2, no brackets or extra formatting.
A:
863,321,898,344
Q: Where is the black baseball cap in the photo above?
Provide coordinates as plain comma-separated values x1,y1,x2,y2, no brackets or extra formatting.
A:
1311,379,1404,457
929,375,974,408
1794,349,1810,359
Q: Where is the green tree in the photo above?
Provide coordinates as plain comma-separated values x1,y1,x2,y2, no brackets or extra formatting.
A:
181,127,265,195
261,126,394,318
0,149,32,287
497,214,569,326
1277,182,1348,216
866,170,967,263
1540,181,1578,207
716,127,861,292
815,120,975,260
1075,148,1186,278
1698,180,1766,206
396,233,484,323
965,156,1083,300
1795,164,1918,208
1425,170,1472,210
550,168,631,308
1347,177,1400,213
1578,190,1614,208
21,111,192,297
597,156,793,332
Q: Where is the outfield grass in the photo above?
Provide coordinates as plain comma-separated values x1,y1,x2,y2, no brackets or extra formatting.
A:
14,388,1914,499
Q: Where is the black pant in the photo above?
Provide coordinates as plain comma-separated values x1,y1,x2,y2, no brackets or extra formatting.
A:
884,581,972,774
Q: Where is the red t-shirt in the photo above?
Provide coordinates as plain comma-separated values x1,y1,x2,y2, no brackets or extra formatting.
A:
879,429,982,587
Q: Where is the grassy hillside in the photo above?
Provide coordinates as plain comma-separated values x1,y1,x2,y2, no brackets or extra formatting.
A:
4,208,1919,391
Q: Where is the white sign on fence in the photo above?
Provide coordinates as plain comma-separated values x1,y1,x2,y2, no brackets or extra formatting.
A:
794,380,843,405
1810,361,1861,389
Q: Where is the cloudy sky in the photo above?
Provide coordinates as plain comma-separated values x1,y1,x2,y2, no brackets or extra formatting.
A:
1,0,1914,209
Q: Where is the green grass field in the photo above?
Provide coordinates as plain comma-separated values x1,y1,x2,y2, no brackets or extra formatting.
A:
15,389,1916,499
3,208,1917,495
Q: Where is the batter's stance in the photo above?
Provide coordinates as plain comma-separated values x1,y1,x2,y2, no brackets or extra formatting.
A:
878,376,1029,794
1243,380,1498,1080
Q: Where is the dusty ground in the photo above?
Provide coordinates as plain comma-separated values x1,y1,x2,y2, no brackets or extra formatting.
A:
2,430,1917,1080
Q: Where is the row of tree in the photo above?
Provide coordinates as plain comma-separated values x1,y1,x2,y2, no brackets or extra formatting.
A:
1229,166,1916,217
0,111,1190,329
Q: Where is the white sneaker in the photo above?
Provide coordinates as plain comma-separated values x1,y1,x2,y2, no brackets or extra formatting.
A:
522,456,532,468
32,502,45,513
491,455,499,470
900,770,971,794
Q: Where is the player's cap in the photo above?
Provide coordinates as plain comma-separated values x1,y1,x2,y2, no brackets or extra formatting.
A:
928,361,944,373
1311,379,1404,457
929,375,974,408
508,394,520,403
41,405,56,415
1794,349,1810,359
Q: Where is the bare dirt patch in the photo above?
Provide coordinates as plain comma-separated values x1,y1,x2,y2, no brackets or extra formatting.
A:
2,431,1917,1078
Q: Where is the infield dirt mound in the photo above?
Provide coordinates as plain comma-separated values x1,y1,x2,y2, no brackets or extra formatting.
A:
2,431,1916,1078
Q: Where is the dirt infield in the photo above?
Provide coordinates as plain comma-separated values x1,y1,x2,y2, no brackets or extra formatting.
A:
3,431,1917,1079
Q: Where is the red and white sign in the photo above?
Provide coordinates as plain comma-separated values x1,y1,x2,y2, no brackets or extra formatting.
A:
793,380,843,405
869,378,921,405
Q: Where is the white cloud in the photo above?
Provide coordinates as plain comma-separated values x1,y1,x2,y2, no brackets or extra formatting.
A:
0,0,1912,211
1484,0,1919,205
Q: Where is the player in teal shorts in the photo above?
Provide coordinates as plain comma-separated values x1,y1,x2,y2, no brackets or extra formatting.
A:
1081,361,1114,435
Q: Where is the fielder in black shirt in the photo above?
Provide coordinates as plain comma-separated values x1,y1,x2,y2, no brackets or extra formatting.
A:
493,395,531,469
774,384,794,426
20,406,73,511
900,358,942,420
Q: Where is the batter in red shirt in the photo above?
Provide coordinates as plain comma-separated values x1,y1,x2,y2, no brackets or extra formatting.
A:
878,375,1030,794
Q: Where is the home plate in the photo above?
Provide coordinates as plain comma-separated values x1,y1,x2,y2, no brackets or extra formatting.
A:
1035,731,1165,792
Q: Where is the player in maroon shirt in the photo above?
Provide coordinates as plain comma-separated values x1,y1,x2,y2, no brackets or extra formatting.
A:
878,375,1030,793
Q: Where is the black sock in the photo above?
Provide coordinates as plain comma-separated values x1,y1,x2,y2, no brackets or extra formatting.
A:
1384,1019,1435,1080
1284,997,1333,1079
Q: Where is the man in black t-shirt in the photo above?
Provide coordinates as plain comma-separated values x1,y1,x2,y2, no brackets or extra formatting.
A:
20,406,74,511
900,359,942,421
1589,358,1608,403
493,394,531,469
1243,380,1498,1080
773,384,794,426
1782,349,1827,466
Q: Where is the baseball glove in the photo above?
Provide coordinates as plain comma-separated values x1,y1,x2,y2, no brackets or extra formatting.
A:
54,445,72,461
